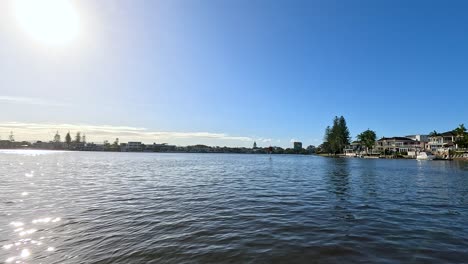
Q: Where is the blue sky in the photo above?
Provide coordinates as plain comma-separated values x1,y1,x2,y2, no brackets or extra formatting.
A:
0,0,467,147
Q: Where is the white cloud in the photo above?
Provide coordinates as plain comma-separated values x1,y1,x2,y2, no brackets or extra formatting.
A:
0,96,65,106
0,122,254,146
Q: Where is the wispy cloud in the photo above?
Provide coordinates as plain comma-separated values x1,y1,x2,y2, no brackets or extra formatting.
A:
255,137,272,143
0,96,66,106
0,122,254,146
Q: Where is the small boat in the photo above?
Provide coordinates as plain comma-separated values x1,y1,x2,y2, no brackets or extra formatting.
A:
416,152,435,160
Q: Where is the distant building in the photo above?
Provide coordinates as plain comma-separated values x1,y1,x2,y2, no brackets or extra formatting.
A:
32,141,53,149
124,142,143,152
71,142,85,151
0,140,29,149
405,134,429,142
83,143,105,151
0,140,13,149
293,142,302,151
253,141,257,149
187,144,212,153
146,143,177,152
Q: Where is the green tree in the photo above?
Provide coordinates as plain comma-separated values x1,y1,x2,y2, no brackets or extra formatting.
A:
322,126,332,153
319,142,331,154
103,140,111,151
65,132,72,148
112,138,119,151
453,124,466,137
330,117,340,153
75,132,81,143
453,124,468,148
357,129,377,155
323,116,351,155
53,131,61,143
338,116,351,150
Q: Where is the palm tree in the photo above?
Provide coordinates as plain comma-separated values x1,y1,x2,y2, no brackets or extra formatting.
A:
453,124,467,148
453,124,466,137
429,130,440,137
65,132,72,149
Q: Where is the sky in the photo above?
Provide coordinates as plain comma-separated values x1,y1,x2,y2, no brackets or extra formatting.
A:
0,0,467,147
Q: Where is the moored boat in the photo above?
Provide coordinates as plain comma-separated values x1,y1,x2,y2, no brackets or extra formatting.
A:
416,151,435,160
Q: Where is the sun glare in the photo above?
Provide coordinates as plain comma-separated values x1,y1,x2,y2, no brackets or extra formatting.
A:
14,0,80,45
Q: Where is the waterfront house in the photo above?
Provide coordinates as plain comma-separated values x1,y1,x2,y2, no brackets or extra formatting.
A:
405,134,429,155
427,131,457,151
344,141,363,156
344,141,380,156
375,137,421,154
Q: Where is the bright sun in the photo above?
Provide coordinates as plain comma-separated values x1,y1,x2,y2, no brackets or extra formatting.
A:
14,0,80,45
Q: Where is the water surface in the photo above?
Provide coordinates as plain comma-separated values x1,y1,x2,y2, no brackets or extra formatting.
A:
1,150,467,263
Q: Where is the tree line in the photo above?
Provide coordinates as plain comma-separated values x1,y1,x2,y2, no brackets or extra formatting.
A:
53,131,121,150
52,131,87,148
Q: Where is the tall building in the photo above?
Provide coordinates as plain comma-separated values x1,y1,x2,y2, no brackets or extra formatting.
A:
293,142,302,150
253,141,257,149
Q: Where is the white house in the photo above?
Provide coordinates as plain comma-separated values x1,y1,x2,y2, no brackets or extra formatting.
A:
427,131,457,151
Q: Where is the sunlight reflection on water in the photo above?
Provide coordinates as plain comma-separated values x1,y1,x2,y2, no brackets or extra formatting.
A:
2,173,62,264
0,149,67,156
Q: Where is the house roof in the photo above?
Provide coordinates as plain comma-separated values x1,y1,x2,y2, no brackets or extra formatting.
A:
378,137,415,142
429,131,456,137
441,131,456,136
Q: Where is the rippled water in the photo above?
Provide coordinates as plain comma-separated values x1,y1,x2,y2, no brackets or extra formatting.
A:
1,150,468,263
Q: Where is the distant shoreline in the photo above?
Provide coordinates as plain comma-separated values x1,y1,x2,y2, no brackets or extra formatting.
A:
0,147,311,155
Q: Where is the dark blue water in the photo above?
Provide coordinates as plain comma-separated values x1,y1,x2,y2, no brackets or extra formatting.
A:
1,150,468,263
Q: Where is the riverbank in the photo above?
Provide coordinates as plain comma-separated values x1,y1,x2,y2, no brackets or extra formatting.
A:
316,153,468,161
